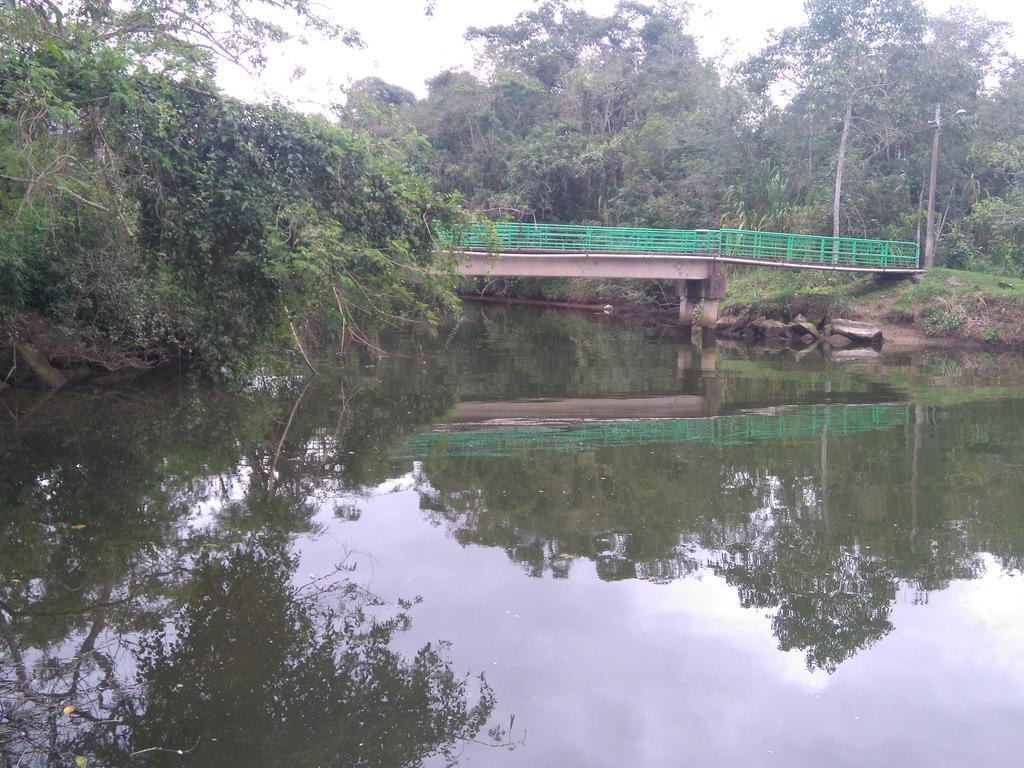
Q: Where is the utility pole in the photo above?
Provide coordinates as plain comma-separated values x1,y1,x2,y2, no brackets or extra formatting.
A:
924,103,941,269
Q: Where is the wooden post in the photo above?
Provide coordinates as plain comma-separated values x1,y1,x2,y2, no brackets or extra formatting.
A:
924,103,941,269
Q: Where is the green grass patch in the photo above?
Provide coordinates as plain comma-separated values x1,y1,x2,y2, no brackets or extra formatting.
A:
722,266,863,319
925,267,1024,295
981,326,1001,342
876,267,1024,341
882,267,1024,315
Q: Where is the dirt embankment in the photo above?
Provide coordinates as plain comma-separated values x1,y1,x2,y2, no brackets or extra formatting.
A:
2,310,168,391
842,295,938,351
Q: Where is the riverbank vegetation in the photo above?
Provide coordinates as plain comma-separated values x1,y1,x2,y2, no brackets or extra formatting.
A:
0,0,460,377
4,0,1024,378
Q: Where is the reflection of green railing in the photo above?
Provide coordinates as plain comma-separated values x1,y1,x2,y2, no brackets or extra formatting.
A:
399,404,912,459
440,222,919,270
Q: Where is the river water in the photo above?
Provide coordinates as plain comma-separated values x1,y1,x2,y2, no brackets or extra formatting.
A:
3,305,1024,767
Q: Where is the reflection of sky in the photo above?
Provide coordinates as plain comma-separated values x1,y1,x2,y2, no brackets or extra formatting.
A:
186,460,253,527
938,557,1024,687
297,478,1024,768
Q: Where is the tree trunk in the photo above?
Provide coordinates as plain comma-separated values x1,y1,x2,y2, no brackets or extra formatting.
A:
832,96,853,240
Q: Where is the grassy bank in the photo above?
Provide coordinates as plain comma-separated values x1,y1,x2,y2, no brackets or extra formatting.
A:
721,266,1024,346
720,267,857,320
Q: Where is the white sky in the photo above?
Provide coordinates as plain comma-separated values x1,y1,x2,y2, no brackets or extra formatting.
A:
219,0,1024,110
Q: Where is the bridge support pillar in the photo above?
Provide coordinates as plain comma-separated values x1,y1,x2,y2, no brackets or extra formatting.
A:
677,280,699,323
702,299,720,328
678,279,707,324
700,265,728,329
678,266,727,328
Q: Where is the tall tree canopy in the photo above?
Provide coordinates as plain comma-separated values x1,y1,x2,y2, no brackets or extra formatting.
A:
385,0,1016,272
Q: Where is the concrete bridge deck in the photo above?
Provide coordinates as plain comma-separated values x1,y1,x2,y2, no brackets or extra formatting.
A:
445,223,920,327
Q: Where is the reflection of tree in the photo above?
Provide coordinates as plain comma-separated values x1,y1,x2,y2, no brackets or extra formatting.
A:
0,346,493,767
0,543,497,767
0,572,135,768
128,544,495,767
5,303,1024,736
712,530,897,672
416,395,1024,672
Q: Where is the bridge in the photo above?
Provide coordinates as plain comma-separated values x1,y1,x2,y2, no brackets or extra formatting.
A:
443,223,920,327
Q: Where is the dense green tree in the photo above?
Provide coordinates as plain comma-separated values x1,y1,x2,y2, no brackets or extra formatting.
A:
406,1,744,228
0,0,459,374
744,0,928,238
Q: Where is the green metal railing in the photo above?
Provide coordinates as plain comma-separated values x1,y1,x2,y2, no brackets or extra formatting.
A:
718,229,918,269
398,403,911,459
440,222,919,270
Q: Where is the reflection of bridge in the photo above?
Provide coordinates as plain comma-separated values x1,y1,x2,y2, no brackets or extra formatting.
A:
445,222,920,327
450,396,709,422
400,402,911,458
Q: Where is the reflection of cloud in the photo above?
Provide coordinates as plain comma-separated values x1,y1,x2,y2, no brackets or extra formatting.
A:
187,460,254,528
958,556,1024,685
371,467,423,495
313,466,429,518
649,554,831,690
321,451,1024,684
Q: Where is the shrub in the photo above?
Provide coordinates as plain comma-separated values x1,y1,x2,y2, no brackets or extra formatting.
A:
918,304,966,336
